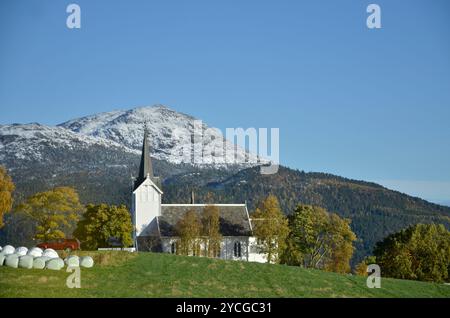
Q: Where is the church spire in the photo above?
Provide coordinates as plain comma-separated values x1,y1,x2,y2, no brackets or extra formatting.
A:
134,124,154,190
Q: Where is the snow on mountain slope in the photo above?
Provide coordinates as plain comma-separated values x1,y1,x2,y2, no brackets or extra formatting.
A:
59,104,265,166
0,123,138,162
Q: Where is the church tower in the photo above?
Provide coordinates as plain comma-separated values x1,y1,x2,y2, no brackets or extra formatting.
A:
131,126,163,248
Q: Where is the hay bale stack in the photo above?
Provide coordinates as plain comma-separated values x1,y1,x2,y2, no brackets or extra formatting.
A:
43,249,59,259
15,247,28,256
0,253,6,266
27,247,43,258
18,255,34,269
5,254,19,268
46,258,65,270
2,245,15,255
65,255,80,267
33,256,51,269
80,256,94,268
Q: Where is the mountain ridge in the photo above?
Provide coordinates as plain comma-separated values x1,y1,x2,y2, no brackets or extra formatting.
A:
58,104,264,167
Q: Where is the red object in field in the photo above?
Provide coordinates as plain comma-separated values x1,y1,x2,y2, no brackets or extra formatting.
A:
37,238,80,251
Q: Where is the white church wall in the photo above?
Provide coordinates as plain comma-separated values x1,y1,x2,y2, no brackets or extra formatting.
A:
247,237,269,263
161,237,178,254
220,237,249,261
132,178,162,237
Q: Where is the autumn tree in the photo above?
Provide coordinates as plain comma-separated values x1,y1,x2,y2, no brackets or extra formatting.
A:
0,166,15,229
74,204,133,250
16,187,84,241
374,223,450,282
282,205,356,273
324,213,357,273
252,195,290,264
354,256,377,276
201,205,222,257
176,210,202,256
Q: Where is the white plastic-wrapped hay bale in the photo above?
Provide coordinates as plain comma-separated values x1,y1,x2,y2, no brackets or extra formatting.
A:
80,256,94,268
43,248,59,259
5,254,19,268
15,246,28,256
2,245,15,255
27,247,43,258
46,258,64,270
64,255,80,267
33,256,51,269
0,253,6,266
18,255,34,269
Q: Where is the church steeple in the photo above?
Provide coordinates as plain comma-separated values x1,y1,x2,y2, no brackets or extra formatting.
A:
134,124,154,190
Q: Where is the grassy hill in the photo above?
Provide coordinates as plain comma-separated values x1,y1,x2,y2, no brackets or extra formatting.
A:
1,251,449,298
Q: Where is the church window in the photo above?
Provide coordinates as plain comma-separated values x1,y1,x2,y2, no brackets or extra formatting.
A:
234,241,242,258
171,242,176,254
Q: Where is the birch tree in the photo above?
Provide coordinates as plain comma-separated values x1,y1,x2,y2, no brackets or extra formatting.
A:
0,166,15,228
176,210,202,256
16,187,84,241
201,205,222,258
252,195,290,264
283,204,356,273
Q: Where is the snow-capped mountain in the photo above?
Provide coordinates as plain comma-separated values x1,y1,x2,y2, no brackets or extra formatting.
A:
0,105,264,205
59,104,264,167
0,123,138,163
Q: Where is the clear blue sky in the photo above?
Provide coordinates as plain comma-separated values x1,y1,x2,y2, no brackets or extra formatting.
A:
1,0,450,204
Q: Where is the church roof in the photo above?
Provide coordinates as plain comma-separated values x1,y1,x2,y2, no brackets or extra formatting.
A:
157,204,253,237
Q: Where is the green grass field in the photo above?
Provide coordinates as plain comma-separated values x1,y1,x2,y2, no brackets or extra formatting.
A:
1,251,449,298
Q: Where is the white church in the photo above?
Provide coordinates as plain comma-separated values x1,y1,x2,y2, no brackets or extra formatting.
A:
131,129,268,263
